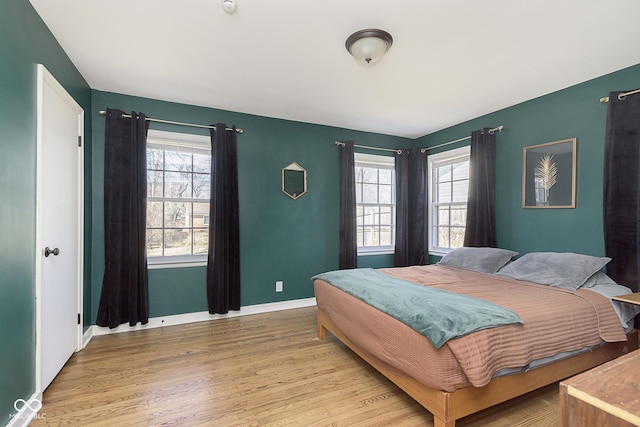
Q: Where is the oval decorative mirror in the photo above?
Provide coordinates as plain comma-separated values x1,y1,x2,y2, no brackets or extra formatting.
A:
282,162,307,200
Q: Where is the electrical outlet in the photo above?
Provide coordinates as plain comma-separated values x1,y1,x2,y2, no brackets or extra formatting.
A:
275,280,283,292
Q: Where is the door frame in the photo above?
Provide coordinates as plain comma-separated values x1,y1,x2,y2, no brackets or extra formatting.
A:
34,64,84,395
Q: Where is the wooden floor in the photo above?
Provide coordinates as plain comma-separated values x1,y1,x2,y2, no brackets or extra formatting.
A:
33,307,559,426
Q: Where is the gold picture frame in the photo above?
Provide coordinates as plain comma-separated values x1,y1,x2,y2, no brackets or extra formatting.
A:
522,138,577,208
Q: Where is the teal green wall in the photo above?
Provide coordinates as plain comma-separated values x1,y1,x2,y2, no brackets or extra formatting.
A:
358,253,395,268
0,0,92,425
417,64,640,257
90,90,408,320
2,1,638,423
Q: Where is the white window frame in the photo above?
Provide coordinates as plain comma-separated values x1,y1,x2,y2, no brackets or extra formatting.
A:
428,146,470,256
355,152,396,255
146,129,211,269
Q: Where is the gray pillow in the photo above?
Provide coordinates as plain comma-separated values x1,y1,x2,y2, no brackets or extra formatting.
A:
581,271,618,288
495,252,611,290
437,247,518,274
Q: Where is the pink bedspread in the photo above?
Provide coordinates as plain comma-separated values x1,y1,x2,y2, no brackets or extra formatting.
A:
314,265,626,392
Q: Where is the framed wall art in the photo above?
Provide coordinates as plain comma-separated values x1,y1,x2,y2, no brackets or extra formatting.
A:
522,138,577,208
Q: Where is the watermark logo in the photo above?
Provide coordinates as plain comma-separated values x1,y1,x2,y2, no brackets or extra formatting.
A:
10,398,46,420
14,398,42,413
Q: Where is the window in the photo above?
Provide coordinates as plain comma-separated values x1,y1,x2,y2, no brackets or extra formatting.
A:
428,146,470,254
146,130,211,265
355,153,396,254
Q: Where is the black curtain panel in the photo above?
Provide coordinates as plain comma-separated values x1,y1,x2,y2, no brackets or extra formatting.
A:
409,148,430,265
339,141,357,269
96,109,150,328
464,128,497,247
394,149,411,267
207,123,241,314
604,91,640,293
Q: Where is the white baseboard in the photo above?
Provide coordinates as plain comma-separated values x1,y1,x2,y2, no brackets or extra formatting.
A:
85,297,317,342
5,392,44,427
81,327,92,349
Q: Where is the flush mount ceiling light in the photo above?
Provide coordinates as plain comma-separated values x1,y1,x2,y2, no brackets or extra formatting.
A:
345,29,393,65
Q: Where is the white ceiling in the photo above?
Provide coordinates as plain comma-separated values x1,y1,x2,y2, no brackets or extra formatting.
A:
30,0,640,139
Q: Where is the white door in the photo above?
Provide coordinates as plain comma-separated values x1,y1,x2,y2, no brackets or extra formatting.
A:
36,64,84,392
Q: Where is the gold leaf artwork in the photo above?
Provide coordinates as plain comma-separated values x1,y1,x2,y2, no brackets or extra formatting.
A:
535,153,558,191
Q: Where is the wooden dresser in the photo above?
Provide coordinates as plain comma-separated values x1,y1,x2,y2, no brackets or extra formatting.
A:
560,348,640,426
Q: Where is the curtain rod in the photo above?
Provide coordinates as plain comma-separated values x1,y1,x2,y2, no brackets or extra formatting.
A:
98,110,244,133
334,141,403,154
599,88,640,104
420,125,504,153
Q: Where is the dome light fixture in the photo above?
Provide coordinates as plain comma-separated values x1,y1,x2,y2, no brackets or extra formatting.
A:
345,29,393,65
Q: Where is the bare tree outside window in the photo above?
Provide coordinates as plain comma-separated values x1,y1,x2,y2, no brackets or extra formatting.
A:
429,147,470,253
355,153,396,253
145,131,211,262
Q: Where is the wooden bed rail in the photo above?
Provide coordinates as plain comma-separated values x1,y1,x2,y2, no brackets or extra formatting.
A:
317,308,638,427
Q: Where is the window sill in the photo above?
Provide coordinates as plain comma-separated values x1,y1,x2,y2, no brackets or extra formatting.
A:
429,249,452,257
148,258,207,269
357,250,395,257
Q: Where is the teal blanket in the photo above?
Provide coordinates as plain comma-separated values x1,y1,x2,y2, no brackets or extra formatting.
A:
313,268,523,349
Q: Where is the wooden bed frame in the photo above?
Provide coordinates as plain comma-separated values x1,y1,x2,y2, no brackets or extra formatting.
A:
317,308,638,427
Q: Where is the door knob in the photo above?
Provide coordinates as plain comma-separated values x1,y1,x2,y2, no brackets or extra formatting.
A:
44,247,60,257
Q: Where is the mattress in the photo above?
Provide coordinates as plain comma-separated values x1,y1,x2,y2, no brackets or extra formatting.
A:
314,264,627,392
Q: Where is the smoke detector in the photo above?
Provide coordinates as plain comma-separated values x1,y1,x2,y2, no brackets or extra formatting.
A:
222,0,236,13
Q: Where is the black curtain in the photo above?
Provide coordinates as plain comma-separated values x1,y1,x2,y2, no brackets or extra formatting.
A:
464,128,497,247
604,91,640,293
394,149,411,266
207,123,241,314
97,109,149,328
339,141,357,269
409,148,430,265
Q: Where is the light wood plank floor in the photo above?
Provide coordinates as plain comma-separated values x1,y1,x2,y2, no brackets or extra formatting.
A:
33,307,559,426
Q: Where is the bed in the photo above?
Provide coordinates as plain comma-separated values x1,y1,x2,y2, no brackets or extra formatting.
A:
313,249,640,427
